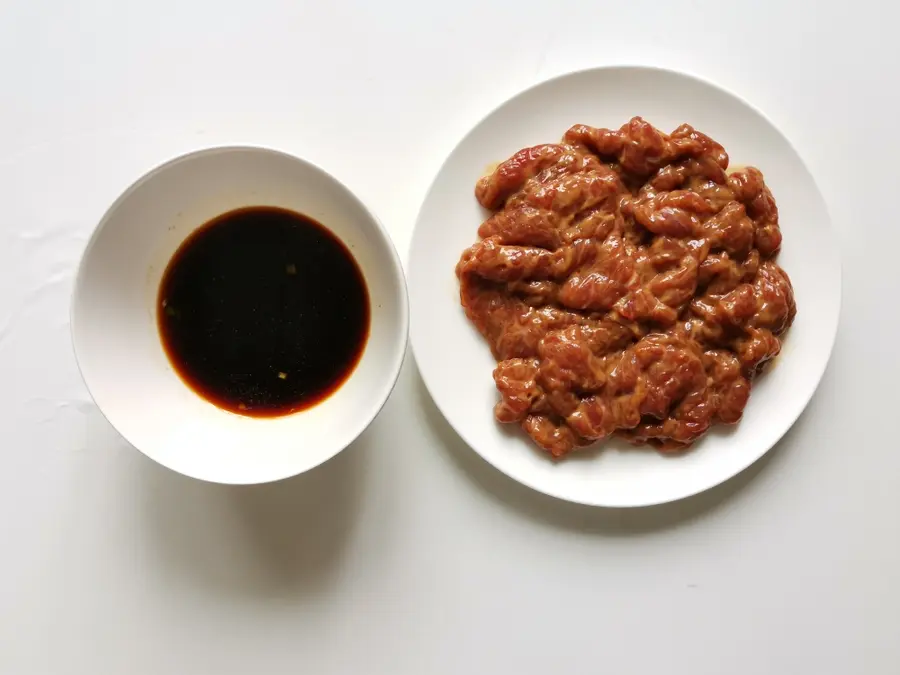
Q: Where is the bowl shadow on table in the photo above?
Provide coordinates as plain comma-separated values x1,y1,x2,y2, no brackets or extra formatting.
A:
414,363,809,535
137,426,368,602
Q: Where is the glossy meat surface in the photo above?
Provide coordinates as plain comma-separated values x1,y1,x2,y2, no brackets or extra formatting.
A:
458,117,796,457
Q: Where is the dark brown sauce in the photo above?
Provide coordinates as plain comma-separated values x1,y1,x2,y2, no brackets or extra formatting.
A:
158,206,370,417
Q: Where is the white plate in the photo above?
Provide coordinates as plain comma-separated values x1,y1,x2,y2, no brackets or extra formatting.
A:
409,65,841,507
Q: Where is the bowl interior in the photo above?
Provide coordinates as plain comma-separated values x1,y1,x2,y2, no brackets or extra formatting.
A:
72,147,407,483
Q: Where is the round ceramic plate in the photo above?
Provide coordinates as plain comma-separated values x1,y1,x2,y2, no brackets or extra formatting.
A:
409,65,841,507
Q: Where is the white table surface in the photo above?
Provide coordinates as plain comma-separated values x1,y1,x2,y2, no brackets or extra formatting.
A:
1,1,896,673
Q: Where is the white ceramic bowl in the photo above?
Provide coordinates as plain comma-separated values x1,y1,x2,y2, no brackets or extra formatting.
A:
72,147,408,484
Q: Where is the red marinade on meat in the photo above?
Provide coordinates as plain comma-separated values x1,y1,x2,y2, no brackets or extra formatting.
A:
456,116,796,457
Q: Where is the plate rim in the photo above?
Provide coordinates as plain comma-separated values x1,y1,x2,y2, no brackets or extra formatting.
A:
409,63,842,507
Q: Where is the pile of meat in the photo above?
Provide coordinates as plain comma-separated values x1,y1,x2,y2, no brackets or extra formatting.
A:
456,117,796,457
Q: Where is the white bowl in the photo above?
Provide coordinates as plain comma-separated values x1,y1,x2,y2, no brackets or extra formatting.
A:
72,146,408,484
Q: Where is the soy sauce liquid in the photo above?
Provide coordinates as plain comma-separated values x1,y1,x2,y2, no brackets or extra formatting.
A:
158,206,370,417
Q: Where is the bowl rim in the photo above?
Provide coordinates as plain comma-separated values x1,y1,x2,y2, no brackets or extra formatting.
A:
70,144,410,484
